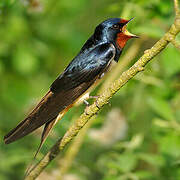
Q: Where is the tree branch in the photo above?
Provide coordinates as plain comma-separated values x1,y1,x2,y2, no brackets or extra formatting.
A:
57,117,95,179
171,38,180,50
174,0,180,16
25,3,180,180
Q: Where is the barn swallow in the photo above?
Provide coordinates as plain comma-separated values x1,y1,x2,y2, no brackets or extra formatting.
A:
4,18,138,152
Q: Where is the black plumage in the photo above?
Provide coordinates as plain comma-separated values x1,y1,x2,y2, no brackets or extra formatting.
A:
4,18,137,148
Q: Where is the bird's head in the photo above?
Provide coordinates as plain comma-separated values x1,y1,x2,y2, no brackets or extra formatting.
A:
94,18,138,49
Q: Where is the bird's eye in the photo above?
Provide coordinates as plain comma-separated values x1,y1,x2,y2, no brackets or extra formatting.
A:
112,24,119,29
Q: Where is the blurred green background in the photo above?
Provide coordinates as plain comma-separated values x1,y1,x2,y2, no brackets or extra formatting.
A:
0,0,180,180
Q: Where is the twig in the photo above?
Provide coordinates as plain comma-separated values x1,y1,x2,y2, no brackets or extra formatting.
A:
174,0,180,16
170,0,180,50
25,2,180,180
171,38,180,50
57,117,95,179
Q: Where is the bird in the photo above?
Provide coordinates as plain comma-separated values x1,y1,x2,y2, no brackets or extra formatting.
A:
4,18,138,153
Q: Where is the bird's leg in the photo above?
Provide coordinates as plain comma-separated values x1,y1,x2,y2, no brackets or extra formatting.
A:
89,95,100,109
84,101,89,115
83,99,91,115
83,99,90,106
84,95,100,115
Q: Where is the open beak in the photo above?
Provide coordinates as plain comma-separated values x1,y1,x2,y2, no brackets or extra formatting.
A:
123,27,139,38
122,17,139,38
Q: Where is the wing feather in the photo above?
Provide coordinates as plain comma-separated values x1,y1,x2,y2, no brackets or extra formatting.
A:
4,43,115,144
51,43,115,92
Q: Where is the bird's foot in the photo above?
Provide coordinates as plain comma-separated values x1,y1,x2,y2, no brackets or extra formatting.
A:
83,99,90,106
89,95,100,109
84,99,90,115
84,95,100,115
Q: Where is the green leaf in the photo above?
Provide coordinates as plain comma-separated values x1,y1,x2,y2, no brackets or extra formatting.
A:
159,132,180,157
161,45,180,77
117,153,138,173
12,47,38,75
135,170,154,179
138,153,165,167
148,96,175,121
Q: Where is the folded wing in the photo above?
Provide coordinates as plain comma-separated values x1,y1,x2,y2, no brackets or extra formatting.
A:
4,43,115,144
